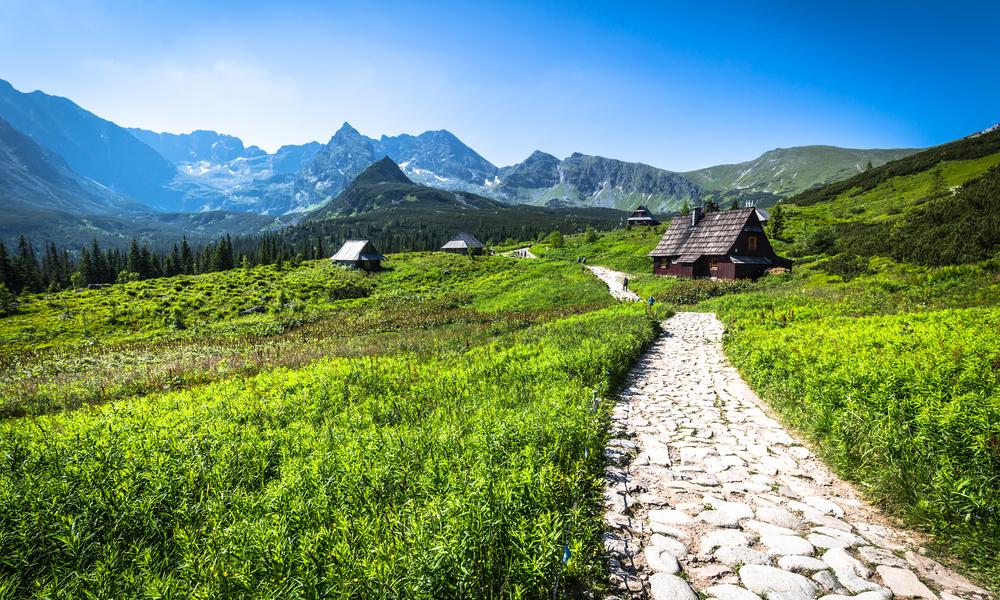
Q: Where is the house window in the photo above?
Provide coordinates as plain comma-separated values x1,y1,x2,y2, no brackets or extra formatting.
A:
710,259,718,270
748,236,758,250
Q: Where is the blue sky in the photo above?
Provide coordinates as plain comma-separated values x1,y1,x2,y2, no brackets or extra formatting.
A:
1,0,996,170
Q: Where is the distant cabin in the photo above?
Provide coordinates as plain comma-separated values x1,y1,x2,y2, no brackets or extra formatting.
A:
627,205,661,226
441,232,485,255
330,240,386,271
648,207,791,279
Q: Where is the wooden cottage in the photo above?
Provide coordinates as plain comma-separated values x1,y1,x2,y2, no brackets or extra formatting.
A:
627,205,661,226
648,207,791,279
441,232,485,255
330,240,386,271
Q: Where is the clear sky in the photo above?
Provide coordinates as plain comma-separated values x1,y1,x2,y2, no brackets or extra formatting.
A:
1,0,996,170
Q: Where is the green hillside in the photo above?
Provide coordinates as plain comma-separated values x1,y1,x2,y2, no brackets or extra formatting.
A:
0,248,673,596
684,145,918,197
771,128,1000,271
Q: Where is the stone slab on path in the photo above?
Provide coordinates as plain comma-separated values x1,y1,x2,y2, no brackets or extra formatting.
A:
601,311,992,600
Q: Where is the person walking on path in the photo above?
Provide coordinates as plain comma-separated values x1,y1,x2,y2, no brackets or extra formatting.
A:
622,276,629,292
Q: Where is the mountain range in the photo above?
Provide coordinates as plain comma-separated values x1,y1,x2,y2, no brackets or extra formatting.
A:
284,156,627,253
0,77,927,246
0,113,273,247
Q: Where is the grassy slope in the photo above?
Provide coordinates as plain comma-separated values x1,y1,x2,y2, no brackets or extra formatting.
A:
777,153,1000,249
0,253,613,416
530,227,675,299
699,262,1000,588
684,146,918,197
0,249,668,597
0,303,660,598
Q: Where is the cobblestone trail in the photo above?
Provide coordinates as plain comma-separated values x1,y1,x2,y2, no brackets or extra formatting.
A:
603,312,991,600
587,266,641,302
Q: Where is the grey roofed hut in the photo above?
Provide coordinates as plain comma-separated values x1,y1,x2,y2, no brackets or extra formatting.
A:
441,232,485,255
330,240,386,271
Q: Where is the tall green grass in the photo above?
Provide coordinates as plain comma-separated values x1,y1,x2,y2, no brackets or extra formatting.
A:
0,304,658,598
0,253,613,418
704,289,1000,588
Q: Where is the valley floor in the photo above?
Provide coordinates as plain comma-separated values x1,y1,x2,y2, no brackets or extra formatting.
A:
602,312,992,600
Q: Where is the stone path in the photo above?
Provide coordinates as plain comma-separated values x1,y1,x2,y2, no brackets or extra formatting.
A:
603,312,991,600
587,265,641,302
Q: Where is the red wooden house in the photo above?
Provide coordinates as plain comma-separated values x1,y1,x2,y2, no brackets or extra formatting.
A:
648,207,791,279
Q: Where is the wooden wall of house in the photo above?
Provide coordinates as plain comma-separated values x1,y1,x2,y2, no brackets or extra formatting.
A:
734,262,770,279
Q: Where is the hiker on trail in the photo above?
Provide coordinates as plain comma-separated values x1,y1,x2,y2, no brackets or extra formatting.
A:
622,277,629,291
582,257,587,264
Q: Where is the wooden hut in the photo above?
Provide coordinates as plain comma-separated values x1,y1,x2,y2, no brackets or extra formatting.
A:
626,205,661,226
330,240,386,271
441,233,485,255
648,207,790,279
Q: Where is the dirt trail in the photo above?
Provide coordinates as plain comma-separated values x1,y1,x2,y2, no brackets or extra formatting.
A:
603,312,991,600
587,265,641,302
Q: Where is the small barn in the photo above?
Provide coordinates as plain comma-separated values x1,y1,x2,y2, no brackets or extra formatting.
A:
441,232,485,255
330,240,386,271
648,207,791,279
627,205,661,226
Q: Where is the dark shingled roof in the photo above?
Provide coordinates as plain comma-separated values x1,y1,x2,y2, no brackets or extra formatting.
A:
648,208,757,258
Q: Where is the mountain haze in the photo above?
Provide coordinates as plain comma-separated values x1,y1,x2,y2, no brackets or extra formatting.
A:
0,80,184,211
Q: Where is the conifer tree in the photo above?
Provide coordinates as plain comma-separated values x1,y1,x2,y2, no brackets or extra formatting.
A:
0,242,12,292
127,238,142,276
180,237,194,274
766,204,786,240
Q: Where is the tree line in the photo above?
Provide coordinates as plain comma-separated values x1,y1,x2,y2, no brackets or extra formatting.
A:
0,233,331,296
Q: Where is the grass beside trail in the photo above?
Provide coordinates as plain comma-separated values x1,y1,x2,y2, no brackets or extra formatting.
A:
0,304,660,598
700,261,1000,589
0,253,613,417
